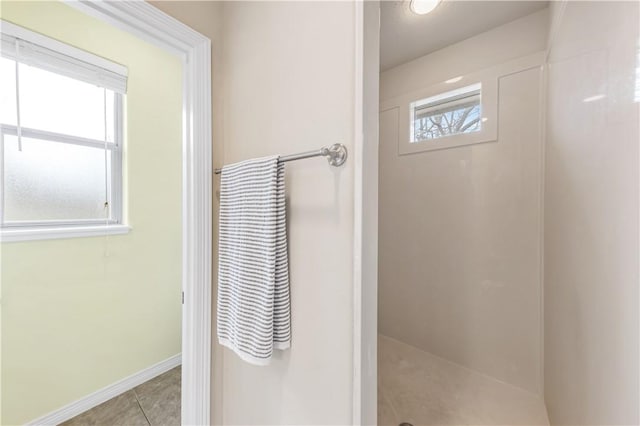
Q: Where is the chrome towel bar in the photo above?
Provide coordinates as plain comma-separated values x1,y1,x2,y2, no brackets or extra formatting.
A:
214,143,347,175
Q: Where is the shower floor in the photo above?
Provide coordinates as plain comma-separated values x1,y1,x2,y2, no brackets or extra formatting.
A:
378,335,549,425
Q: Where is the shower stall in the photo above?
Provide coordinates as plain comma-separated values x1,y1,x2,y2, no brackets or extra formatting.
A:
377,1,639,425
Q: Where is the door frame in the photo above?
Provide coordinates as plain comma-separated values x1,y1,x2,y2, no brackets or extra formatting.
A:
353,1,380,424
67,1,213,425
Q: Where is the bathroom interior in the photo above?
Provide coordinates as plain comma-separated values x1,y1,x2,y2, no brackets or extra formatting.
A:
0,0,638,425
376,1,638,425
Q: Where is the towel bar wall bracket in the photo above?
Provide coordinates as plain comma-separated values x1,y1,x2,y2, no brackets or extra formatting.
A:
214,143,348,175
322,143,348,167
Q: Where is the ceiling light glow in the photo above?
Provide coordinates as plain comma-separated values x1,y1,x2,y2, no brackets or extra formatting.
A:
410,0,442,15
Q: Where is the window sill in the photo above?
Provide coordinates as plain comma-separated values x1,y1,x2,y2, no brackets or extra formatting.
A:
0,224,131,243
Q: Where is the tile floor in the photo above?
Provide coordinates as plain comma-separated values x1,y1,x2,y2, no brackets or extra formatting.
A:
61,366,181,426
378,335,549,426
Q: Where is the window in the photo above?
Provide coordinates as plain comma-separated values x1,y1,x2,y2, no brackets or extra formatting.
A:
411,83,481,142
388,71,498,155
0,21,128,241
382,53,542,156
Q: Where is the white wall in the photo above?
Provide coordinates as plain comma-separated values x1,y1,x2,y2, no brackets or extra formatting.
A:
378,9,548,394
219,2,358,424
544,1,640,424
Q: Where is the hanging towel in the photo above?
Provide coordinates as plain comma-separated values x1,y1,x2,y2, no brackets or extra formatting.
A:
217,155,291,365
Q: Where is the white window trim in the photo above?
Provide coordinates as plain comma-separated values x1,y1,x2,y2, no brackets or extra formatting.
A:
1,224,131,243
0,22,126,242
0,117,126,242
401,76,497,154
380,52,545,155
0,120,125,233
410,83,482,143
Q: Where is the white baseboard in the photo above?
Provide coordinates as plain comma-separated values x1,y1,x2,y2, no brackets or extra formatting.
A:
26,353,182,426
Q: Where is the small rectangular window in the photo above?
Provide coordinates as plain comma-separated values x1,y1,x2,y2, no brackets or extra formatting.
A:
410,83,482,143
1,21,128,241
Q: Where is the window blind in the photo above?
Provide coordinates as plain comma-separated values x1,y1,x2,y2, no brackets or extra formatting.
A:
1,21,128,94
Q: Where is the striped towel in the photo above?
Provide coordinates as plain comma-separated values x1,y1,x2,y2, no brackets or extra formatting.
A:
217,155,291,365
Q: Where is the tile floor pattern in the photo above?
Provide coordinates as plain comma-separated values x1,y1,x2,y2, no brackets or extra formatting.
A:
378,335,550,426
61,366,181,426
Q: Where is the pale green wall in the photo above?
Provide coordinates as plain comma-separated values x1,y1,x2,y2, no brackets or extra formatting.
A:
0,2,183,424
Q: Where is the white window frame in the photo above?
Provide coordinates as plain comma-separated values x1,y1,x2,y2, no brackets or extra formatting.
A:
380,53,546,156
0,20,130,242
410,83,482,143
399,76,498,155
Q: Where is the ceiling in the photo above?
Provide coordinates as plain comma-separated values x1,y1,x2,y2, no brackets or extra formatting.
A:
380,1,548,71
